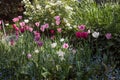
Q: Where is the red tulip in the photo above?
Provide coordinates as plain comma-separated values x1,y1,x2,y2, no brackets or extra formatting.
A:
12,24,19,31
50,30,55,34
76,32,88,39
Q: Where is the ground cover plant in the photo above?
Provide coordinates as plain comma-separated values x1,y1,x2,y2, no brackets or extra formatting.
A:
0,0,120,80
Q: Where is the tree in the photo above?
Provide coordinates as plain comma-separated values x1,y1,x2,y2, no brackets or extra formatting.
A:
0,0,24,23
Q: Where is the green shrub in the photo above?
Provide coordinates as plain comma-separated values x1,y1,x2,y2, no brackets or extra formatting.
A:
73,0,120,33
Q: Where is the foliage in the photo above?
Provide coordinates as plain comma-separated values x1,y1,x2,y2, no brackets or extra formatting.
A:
73,0,120,33
0,17,120,79
22,0,76,31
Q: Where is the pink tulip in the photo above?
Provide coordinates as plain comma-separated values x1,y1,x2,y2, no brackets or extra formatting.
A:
0,20,2,25
56,20,60,25
12,17,19,22
105,33,112,39
87,29,91,34
24,25,29,30
34,31,40,38
28,27,33,32
57,28,62,33
35,22,40,27
63,43,69,49
54,16,60,21
18,16,22,19
78,25,85,31
51,35,55,40
27,53,32,59
40,26,45,32
44,23,49,28
19,22,25,27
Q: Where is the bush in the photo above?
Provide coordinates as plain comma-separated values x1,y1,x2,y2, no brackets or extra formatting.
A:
73,0,120,33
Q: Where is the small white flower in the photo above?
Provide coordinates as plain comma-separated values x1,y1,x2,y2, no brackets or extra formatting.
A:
45,18,48,21
24,19,29,23
5,23,9,26
66,23,70,27
63,18,68,23
92,32,99,38
23,12,26,15
49,2,56,6
60,38,64,42
51,11,55,14
22,51,25,55
51,43,57,48
35,49,39,53
36,4,41,9
57,50,65,57
29,17,32,20
56,1,62,5
51,23,55,26
69,26,72,29
72,49,76,54
73,25,77,28
19,35,23,37
45,5,51,9
65,6,73,11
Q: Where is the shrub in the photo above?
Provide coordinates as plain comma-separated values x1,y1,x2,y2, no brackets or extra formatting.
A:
73,0,120,33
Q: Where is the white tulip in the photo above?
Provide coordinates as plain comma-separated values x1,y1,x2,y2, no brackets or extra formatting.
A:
35,49,39,53
92,32,99,38
60,38,64,42
57,50,65,57
51,43,57,48
24,19,29,23
5,23,9,26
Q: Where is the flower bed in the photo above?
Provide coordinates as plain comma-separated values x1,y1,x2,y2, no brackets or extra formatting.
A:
0,0,120,80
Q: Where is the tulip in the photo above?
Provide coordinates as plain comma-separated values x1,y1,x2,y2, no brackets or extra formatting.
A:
78,25,85,31
18,16,22,19
76,32,88,39
54,16,60,21
63,43,69,49
0,20,2,24
12,17,19,22
105,33,112,39
37,41,43,47
50,30,55,34
57,28,62,33
51,43,57,48
35,22,40,27
27,53,32,59
12,24,19,31
56,20,60,25
19,22,25,27
92,32,99,38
